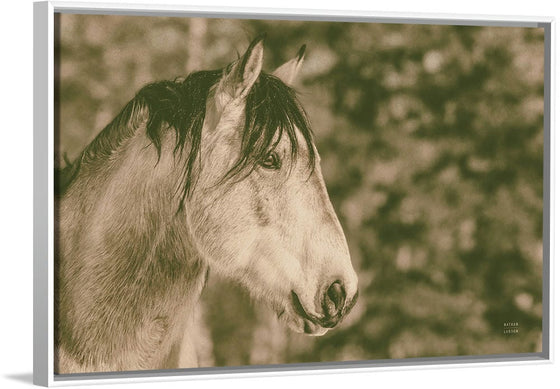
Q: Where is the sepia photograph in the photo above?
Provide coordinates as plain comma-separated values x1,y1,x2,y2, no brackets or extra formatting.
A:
53,12,545,375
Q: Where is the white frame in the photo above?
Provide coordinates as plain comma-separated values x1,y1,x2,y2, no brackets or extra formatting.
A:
33,1,555,386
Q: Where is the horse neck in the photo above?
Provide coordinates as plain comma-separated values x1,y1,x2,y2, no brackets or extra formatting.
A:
60,126,208,333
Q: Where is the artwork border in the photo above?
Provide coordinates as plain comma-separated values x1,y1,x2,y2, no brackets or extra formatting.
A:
33,1,555,386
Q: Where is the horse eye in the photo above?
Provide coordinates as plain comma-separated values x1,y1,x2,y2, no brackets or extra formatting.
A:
260,151,281,170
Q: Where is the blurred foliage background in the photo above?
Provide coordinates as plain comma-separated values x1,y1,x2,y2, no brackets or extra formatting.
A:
55,14,544,366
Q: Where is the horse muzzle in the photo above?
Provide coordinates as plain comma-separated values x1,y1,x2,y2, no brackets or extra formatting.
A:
291,281,359,335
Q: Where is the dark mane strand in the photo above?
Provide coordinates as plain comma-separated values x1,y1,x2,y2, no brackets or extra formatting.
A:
223,73,316,182
55,91,144,197
56,69,316,208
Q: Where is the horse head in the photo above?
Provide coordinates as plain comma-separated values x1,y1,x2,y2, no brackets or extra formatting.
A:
185,36,359,335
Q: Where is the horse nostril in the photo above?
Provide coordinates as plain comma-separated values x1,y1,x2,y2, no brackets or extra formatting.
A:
324,281,346,318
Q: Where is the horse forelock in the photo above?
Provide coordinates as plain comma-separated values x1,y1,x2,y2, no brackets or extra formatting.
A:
223,73,317,182
57,68,316,206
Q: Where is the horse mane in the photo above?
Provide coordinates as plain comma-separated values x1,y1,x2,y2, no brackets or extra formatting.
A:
55,69,316,206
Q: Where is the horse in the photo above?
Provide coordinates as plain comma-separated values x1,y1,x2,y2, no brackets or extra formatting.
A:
54,35,359,374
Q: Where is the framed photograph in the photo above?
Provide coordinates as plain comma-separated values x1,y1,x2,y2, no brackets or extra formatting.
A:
33,1,553,386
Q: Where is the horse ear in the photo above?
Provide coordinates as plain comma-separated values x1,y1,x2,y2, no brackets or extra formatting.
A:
272,44,306,86
217,35,265,100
